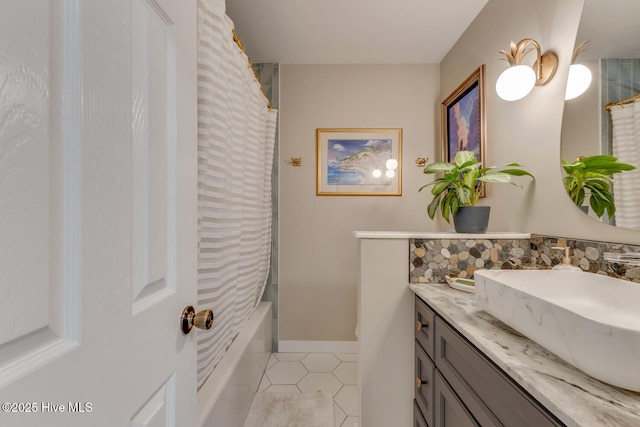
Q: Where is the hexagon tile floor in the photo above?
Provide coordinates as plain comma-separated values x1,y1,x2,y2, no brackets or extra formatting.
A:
258,352,359,427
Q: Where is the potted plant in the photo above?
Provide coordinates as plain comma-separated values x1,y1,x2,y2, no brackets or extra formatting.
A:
561,155,635,219
419,151,534,232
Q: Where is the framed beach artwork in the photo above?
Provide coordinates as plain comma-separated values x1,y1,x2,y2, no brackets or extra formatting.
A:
316,128,402,196
441,65,486,194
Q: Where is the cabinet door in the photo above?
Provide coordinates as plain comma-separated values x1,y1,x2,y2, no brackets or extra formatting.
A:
415,341,435,426
436,318,563,427
414,399,429,427
434,372,479,427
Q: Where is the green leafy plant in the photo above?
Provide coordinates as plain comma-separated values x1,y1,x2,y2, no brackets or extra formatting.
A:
561,155,636,219
419,151,535,223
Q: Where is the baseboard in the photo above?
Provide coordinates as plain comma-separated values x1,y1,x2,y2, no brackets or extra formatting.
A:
277,340,358,354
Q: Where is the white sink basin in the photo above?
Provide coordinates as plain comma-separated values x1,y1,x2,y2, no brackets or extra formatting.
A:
474,269,640,392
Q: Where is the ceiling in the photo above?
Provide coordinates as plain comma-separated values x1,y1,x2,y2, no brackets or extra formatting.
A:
224,0,489,64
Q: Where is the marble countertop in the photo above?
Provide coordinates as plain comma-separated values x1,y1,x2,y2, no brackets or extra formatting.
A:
353,231,531,239
410,282,640,427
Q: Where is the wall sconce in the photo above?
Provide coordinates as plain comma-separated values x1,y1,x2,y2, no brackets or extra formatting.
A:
565,41,592,101
415,157,428,167
288,157,302,166
496,38,558,101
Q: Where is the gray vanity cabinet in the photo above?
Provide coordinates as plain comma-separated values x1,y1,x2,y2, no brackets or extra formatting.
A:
414,295,565,427
434,371,478,427
414,297,436,425
414,400,429,427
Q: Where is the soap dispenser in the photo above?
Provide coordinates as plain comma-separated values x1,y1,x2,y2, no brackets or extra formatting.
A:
551,246,582,271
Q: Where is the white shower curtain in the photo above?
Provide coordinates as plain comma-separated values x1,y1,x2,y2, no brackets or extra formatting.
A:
610,100,640,229
196,0,278,388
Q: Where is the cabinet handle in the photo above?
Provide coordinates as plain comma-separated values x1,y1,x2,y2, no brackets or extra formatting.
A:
416,376,428,389
416,320,428,331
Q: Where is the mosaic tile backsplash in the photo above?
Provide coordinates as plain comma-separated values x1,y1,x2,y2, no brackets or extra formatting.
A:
530,235,640,282
409,234,640,283
410,238,530,283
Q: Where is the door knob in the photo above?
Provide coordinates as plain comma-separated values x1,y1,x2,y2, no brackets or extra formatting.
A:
181,306,214,334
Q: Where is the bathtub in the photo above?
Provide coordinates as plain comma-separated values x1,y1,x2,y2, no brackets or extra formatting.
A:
197,301,272,427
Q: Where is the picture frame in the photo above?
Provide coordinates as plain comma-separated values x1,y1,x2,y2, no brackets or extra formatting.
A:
441,64,486,194
316,128,402,196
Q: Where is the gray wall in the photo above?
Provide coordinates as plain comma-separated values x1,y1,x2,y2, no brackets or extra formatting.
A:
279,64,441,342
277,0,640,344
561,59,601,162
442,0,640,245
441,0,582,237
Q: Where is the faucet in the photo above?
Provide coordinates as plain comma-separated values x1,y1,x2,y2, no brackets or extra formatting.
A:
603,252,640,266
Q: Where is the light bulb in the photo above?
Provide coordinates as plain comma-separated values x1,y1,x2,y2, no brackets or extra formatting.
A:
372,169,382,178
565,64,592,100
496,65,536,101
385,169,395,178
385,159,398,170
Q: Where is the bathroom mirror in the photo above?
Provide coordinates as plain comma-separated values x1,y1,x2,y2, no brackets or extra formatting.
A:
561,0,640,229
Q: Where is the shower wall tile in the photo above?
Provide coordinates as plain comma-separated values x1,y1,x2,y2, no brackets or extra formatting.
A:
600,58,640,155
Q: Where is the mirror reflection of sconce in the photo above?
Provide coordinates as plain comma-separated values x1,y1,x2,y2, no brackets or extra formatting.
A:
415,157,428,167
385,158,398,178
288,157,302,166
371,158,399,178
565,40,592,100
496,38,558,101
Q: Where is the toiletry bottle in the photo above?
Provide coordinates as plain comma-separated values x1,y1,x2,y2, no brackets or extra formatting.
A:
551,246,582,271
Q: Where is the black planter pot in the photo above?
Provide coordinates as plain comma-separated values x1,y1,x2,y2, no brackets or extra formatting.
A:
453,206,490,233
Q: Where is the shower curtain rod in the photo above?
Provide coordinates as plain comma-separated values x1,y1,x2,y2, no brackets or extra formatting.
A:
605,93,640,111
232,27,273,110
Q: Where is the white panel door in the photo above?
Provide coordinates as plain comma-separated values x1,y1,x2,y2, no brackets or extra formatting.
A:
0,1,198,426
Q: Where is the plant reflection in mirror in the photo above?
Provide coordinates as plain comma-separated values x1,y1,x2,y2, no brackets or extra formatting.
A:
562,155,636,219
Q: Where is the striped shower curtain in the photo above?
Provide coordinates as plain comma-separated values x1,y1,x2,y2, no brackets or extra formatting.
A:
196,0,278,388
610,100,640,229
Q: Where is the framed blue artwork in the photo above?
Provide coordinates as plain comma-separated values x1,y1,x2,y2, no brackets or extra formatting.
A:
316,128,402,195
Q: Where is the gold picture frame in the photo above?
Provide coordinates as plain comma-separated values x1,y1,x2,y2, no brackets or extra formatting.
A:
441,64,486,196
316,128,402,196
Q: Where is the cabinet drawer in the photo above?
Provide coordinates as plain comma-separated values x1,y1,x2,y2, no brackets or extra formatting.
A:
415,341,434,426
434,371,479,427
435,317,563,427
415,297,435,357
